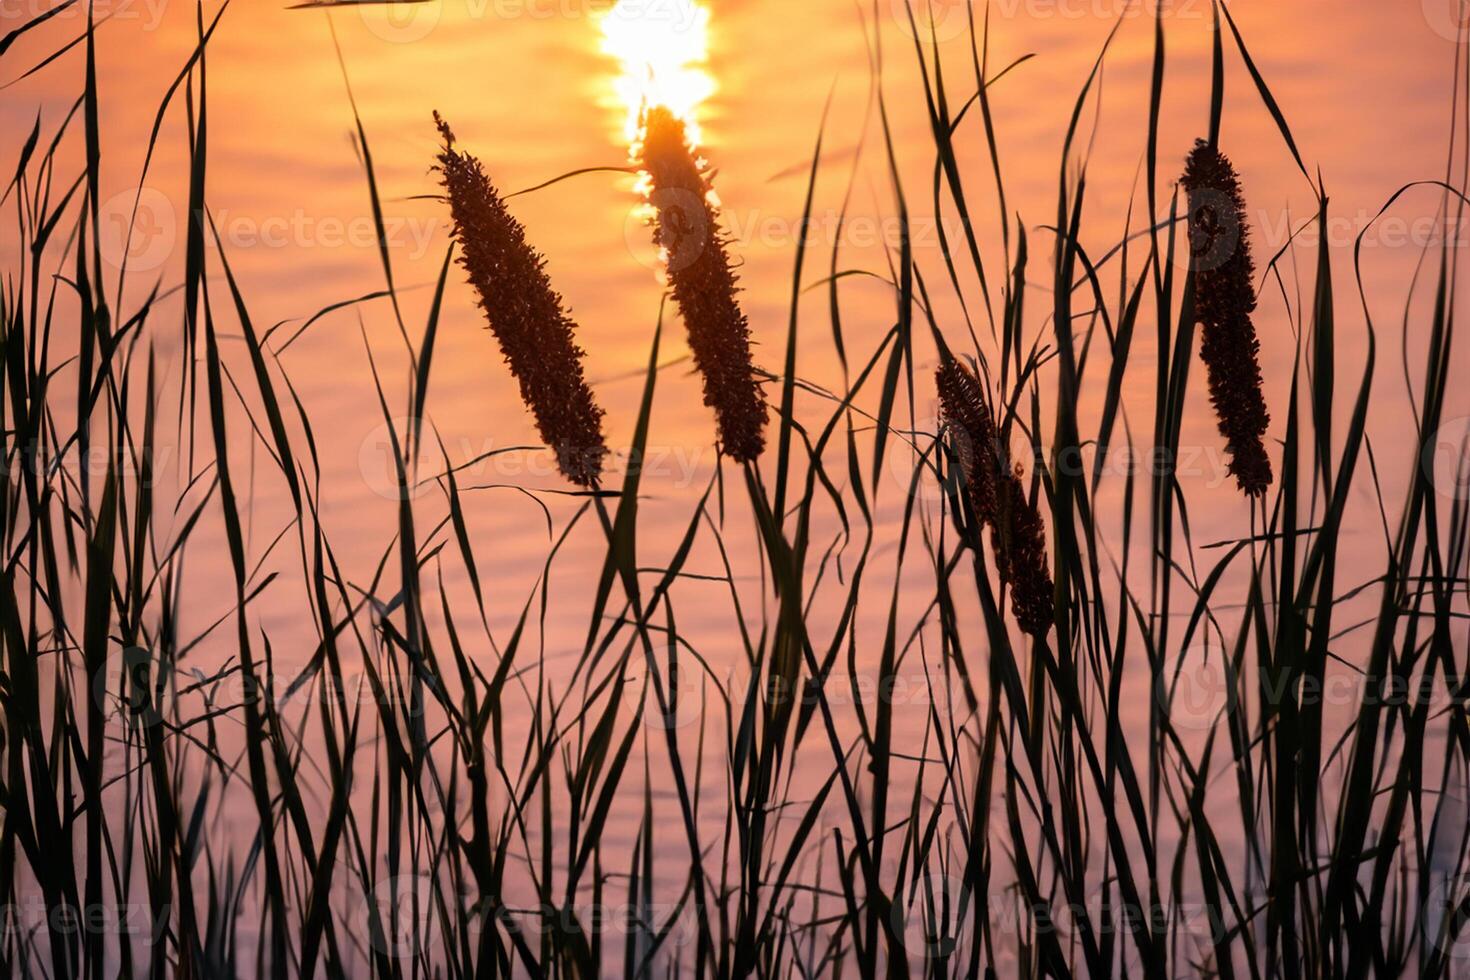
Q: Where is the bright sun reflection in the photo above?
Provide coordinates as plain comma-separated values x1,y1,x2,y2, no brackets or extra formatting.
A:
599,0,716,147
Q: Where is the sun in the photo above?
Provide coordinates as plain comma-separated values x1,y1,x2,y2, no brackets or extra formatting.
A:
599,0,716,147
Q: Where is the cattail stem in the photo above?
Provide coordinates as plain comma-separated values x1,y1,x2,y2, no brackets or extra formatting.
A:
937,357,1055,638
435,113,608,487
638,106,767,463
1182,139,1273,497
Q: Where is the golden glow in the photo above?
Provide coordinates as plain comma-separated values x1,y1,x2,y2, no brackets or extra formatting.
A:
599,0,715,146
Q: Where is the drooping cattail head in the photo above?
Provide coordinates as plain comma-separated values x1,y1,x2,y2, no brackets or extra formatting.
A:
991,462,1055,639
435,113,607,487
638,106,767,463
936,356,1000,529
1181,139,1273,498
937,357,1055,638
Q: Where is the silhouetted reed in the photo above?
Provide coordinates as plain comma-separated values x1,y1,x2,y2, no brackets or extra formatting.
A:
1182,138,1273,497
937,357,1054,637
638,105,767,463
435,112,607,486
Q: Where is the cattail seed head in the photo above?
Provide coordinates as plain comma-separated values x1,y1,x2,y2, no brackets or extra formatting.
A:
435,113,608,487
937,358,1055,638
1182,139,1273,498
936,357,1000,529
638,106,767,463
993,462,1055,639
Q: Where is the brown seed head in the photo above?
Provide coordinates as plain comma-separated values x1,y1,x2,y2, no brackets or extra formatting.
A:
937,358,1055,638
639,106,767,463
1182,139,1273,497
936,357,1000,528
435,113,607,486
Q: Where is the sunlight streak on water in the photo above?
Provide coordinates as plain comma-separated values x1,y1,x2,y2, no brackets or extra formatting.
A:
599,0,716,147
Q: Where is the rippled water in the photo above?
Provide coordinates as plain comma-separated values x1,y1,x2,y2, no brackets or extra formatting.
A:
103,3,1443,669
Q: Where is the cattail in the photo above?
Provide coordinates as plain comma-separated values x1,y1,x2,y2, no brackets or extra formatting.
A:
435,113,607,487
638,106,766,463
994,461,1055,639
1181,139,1273,497
936,356,1001,529
937,357,1055,638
